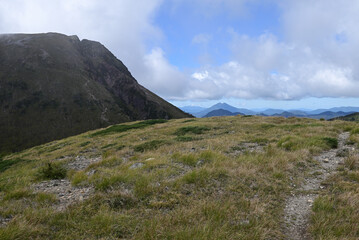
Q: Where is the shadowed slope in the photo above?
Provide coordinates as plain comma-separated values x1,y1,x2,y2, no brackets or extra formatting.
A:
0,33,190,153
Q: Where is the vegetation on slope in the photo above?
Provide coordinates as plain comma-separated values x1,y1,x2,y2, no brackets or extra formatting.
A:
330,112,359,122
0,116,358,239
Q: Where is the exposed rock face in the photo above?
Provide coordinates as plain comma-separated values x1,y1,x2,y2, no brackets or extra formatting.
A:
0,33,190,153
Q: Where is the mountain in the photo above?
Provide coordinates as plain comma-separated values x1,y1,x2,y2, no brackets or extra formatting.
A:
329,107,359,113
0,33,190,154
307,107,359,115
272,111,298,118
180,106,206,115
308,111,354,120
195,103,255,117
260,109,284,115
330,112,359,122
270,111,353,120
203,109,243,117
287,110,307,116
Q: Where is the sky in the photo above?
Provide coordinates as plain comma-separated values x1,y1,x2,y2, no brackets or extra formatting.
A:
0,0,359,109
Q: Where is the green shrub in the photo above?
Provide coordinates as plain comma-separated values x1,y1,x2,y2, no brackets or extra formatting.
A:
182,119,196,123
36,162,67,180
322,137,338,149
174,126,210,136
175,136,201,142
134,140,167,152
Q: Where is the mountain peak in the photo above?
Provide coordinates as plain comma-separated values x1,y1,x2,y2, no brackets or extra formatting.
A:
0,32,190,154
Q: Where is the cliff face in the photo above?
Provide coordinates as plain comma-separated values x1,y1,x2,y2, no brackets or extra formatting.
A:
0,33,190,153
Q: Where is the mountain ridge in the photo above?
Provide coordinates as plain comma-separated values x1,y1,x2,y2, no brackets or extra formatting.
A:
182,103,359,119
0,32,190,154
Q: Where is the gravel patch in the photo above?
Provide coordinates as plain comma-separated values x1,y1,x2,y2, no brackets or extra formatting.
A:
283,132,354,240
32,179,94,211
67,155,102,171
229,142,265,156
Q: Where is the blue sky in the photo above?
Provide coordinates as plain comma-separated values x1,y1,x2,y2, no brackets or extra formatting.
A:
154,1,282,69
1,0,359,110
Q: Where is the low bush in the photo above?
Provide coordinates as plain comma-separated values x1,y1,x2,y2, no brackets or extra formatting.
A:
36,162,67,180
174,126,210,136
133,140,167,152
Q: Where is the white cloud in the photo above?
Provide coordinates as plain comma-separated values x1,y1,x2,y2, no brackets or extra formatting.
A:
192,33,211,45
0,0,165,89
181,0,359,100
191,71,209,81
142,48,188,99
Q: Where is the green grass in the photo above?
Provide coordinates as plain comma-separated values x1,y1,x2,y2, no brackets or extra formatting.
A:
0,115,357,239
175,136,202,142
91,119,167,137
0,158,24,173
133,140,168,152
174,126,210,136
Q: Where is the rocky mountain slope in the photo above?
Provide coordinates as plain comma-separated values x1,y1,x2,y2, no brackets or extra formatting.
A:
0,33,190,154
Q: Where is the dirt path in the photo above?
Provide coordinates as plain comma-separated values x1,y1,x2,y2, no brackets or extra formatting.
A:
283,132,353,240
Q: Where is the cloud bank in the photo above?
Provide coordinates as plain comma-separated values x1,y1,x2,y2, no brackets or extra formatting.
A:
184,0,359,100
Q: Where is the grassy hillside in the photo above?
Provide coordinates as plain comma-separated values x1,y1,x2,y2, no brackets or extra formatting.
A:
0,116,358,239
331,112,359,122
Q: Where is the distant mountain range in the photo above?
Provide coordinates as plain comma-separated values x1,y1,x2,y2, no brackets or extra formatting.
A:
203,109,243,118
180,103,359,120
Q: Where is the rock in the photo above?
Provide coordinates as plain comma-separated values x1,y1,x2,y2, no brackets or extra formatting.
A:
196,159,205,166
130,162,144,169
240,219,250,225
67,156,102,171
0,215,13,227
323,159,329,163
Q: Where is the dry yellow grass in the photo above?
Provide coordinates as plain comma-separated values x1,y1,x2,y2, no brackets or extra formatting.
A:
0,116,357,239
